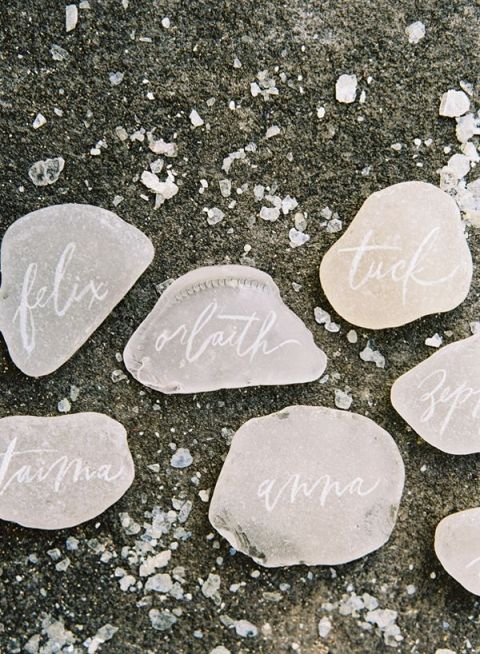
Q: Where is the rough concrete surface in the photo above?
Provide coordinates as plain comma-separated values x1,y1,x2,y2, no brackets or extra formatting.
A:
0,1,479,652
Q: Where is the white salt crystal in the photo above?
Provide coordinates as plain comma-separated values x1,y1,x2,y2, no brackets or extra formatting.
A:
219,179,231,197
425,333,443,348
254,185,265,200
265,125,281,139
250,82,261,97
233,57,242,68
234,620,258,638
447,153,471,178
109,71,124,86
32,113,46,129
260,206,280,222
347,329,358,344
317,106,326,119
405,21,425,44
201,573,221,598
171,447,193,468
57,398,71,413
55,557,70,572
28,157,65,186
314,307,340,332
149,138,178,157
335,74,357,104
145,573,173,593
84,624,118,654
210,647,231,654
139,550,171,577
205,207,225,225
289,228,310,247
149,609,177,631
161,16,170,28
190,109,204,127
281,195,298,215
50,44,69,61
318,616,332,638
335,389,352,410
360,343,385,368
65,4,78,32
439,90,470,117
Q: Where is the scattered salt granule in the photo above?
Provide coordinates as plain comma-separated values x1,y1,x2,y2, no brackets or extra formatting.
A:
109,71,124,86
317,106,326,119
170,447,193,469
335,74,357,104
405,21,425,44
210,647,231,654
205,207,225,225
28,156,65,186
201,573,221,600
219,179,231,197
65,4,78,32
265,125,281,139
470,321,480,335
335,389,353,410
260,203,280,222
84,624,118,654
149,609,177,631
57,398,71,413
365,608,403,647
24,615,77,654
190,109,204,127
139,550,171,577
318,616,332,638
360,342,385,368
145,572,173,593
50,43,69,60
161,16,170,28
234,619,258,638
314,306,340,333
141,170,178,204
347,329,358,344
435,650,457,654
425,333,443,348
439,90,470,117
282,195,298,215
148,137,178,157
55,557,70,572
289,228,310,247
32,113,46,129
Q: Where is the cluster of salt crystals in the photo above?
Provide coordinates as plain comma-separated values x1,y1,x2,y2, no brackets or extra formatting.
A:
209,406,404,567
320,181,473,329
320,206,343,233
0,414,134,529
0,204,154,376
250,69,279,100
391,334,480,454
319,590,403,647
438,84,480,226
220,615,258,637
435,508,480,596
24,616,118,653
360,342,385,368
314,306,340,333
123,265,327,394
28,156,65,186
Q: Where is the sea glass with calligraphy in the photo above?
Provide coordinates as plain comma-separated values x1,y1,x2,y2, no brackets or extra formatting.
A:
435,508,480,596
209,405,405,567
320,181,472,329
0,413,135,529
391,334,480,454
123,265,327,394
0,204,154,376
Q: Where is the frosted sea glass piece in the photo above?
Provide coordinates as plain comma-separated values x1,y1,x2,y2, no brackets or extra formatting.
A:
0,413,135,529
123,265,327,394
435,508,480,596
391,334,480,455
208,405,405,567
0,204,154,376
319,181,472,329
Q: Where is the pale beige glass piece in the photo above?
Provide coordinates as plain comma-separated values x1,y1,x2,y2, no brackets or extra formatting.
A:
319,181,472,329
123,265,327,394
0,413,135,529
391,334,480,455
435,508,480,596
0,204,154,377
208,405,405,567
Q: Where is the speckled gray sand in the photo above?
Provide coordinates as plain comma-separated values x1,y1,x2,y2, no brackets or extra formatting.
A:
0,1,479,653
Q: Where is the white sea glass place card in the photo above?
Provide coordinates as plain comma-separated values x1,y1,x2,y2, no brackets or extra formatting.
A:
0,204,154,376
209,405,405,567
435,508,480,595
320,181,472,329
391,334,480,454
123,265,327,394
0,413,134,529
